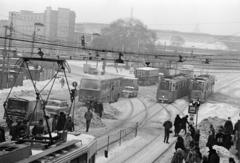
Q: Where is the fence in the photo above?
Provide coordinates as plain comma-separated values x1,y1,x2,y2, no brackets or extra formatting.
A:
97,122,139,155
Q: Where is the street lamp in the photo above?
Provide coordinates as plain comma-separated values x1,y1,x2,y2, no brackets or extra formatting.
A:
31,22,44,56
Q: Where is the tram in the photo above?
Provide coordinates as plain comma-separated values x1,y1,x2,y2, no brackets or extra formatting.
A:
78,74,122,103
190,74,215,103
156,73,191,103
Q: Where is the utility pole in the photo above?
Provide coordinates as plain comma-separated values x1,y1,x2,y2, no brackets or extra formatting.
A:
6,13,14,88
31,26,36,56
0,26,8,89
31,23,44,56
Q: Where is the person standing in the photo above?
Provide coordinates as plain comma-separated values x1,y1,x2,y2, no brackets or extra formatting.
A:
65,116,74,132
0,125,5,142
206,130,216,150
181,115,189,134
234,114,240,159
163,119,173,143
52,114,58,132
56,112,66,131
174,114,181,136
60,78,65,88
84,107,93,132
224,117,234,135
208,148,220,163
215,126,225,147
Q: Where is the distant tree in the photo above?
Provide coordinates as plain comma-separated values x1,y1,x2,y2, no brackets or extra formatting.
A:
170,35,185,47
92,18,157,53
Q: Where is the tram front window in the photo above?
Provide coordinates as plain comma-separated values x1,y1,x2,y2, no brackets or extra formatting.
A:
80,79,100,90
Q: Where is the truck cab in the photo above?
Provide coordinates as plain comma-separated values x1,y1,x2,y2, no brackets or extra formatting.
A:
121,77,139,98
45,99,69,116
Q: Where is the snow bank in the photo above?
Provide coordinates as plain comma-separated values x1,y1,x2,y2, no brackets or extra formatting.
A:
198,103,240,124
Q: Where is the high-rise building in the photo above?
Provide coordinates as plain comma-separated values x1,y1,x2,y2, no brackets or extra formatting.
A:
44,7,76,44
1,7,76,55
10,10,45,37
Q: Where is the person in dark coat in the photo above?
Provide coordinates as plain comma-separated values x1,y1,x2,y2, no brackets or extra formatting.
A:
84,107,93,132
234,116,240,158
65,116,74,132
194,129,200,148
163,119,173,143
210,124,215,137
181,115,189,134
175,136,186,151
0,125,5,142
188,124,196,139
208,148,220,163
171,148,185,163
224,117,234,135
52,114,58,132
174,114,181,136
223,133,233,150
215,126,225,147
202,155,208,163
229,157,236,163
206,130,216,149
32,119,44,136
56,112,66,131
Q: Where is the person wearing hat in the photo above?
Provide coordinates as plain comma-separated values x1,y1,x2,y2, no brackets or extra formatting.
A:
234,113,240,159
224,117,233,135
215,126,224,147
84,107,93,132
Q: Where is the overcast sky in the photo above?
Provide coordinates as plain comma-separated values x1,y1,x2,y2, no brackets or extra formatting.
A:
1,0,240,35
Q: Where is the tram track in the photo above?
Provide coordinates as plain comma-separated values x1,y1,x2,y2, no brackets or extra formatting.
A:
96,97,157,152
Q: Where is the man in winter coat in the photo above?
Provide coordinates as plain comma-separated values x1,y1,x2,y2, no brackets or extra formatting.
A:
234,115,240,159
208,148,220,163
171,148,185,163
175,136,186,151
84,108,93,132
56,112,66,131
206,130,216,149
181,115,189,134
0,125,5,142
163,119,173,143
215,126,225,147
224,117,233,135
174,115,181,136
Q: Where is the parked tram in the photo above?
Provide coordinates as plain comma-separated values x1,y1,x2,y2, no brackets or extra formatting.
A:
190,74,215,103
134,67,159,86
156,73,191,103
78,75,122,103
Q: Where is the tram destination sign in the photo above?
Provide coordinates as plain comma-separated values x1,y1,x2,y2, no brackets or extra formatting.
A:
188,105,197,114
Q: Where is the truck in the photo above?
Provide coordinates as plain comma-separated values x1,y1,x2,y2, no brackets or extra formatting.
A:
45,99,70,116
5,96,43,124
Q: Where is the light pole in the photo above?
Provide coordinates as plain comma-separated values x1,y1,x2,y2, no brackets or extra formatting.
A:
31,22,44,56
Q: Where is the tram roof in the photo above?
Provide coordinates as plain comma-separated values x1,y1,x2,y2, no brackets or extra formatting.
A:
135,67,159,71
81,74,122,81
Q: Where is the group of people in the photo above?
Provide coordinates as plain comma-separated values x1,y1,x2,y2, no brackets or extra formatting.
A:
170,115,240,163
171,116,202,163
206,116,240,160
5,111,75,141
